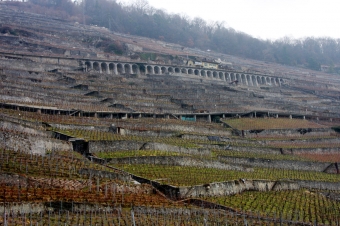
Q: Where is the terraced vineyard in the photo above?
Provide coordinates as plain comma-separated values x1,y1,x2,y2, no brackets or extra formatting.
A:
1,4,340,224
211,150,309,161
2,108,340,224
110,164,340,186
296,153,340,163
205,189,340,225
95,150,188,158
224,118,326,130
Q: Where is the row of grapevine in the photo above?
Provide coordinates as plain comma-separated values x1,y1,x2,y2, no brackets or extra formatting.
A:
111,164,340,186
205,189,340,225
1,203,335,225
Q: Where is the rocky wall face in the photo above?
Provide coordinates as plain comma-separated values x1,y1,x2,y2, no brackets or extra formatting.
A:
0,131,72,155
89,140,211,156
142,142,210,156
0,120,50,137
135,175,340,199
0,119,72,155
182,134,210,141
178,180,278,199
0,202,45,215
224,146,281,154
218,156,332,172
125,129,175,137
282,147,340,154
159,124,231,136
297,180,340,190
108,156,252,172
176,179,340,199
245,128,332,137
89,140,144,153
50,123,110,132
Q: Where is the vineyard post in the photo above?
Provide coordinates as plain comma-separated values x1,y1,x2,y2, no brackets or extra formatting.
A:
83,202,86,224
40,210,42,223
48,209,51,226
96,177,100,194
203,217,207,226
118,205,121,226
29,207,32,226
105,182,108,198
89,173,92,192
90,208,93,225
131,207,136,226
75,210,79,225
3,202,7,226
58,209,61,225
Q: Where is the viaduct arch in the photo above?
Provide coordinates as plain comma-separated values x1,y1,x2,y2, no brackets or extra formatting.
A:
82,60,284,87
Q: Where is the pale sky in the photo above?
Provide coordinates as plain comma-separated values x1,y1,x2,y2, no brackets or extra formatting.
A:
117,0,340,41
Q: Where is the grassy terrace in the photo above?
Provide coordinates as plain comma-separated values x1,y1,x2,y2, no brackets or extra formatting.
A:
111,164,340,186
97,149,339,163
215,150,340,163
223,118,327,130
97,149,308,161
248,134,339,141
212,150,310,161
205,189,340,225
95,150,189,159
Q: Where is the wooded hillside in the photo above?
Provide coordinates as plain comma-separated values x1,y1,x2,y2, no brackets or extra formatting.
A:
5,0,340,73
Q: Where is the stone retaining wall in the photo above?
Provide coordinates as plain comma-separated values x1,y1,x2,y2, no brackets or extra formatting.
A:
283,147,340,154
218,156,334,172
0,132,73,155
176,179,340,199
131,176,329,199
239,128,333,137
50,123,109,132
297,180,340,191
89,140,143,152
89,140,211,156
177,179,300,199
0,119,50,137
107,156,252,171
0,202,45,214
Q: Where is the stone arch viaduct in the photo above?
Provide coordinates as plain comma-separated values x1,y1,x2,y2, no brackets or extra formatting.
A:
83,60,284,87
0,51,284,87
